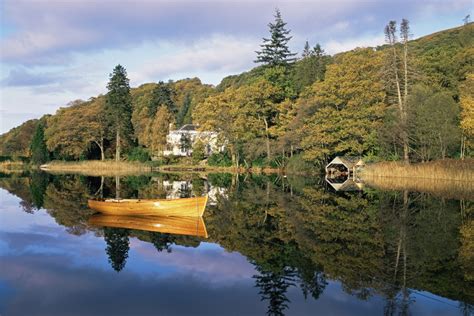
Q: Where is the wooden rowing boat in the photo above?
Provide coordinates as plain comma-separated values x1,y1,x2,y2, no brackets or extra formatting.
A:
88,214,208,238
87,196,208,217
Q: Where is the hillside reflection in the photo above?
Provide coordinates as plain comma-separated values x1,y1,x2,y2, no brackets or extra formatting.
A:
0,171,472,315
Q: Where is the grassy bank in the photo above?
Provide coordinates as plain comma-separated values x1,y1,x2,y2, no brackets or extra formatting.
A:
361,159,474,182
39,160,283,176
40,160,153,176
0,161,27,174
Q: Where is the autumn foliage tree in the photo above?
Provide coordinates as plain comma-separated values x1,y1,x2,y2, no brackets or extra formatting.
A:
45,98,107,160
300,48,386,162
460,74,474,158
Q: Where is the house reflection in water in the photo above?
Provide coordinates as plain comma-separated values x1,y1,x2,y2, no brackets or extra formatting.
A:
325,175,364,192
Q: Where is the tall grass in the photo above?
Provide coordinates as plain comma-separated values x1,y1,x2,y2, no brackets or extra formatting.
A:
0,161,25,173
362,176,474,200
361,159,474,199
361,159,474,182
41,160,152,176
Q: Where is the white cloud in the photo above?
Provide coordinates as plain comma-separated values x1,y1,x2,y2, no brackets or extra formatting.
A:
132,35,258,84
324,34,386,54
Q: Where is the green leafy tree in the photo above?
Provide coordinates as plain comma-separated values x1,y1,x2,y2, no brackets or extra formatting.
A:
176,93,192,128
294,43,329,92
104,227,130,272
105,65,134,161
149,81,176,117
30,172,49,209
179,133,192,156
147,105,173,156
30,122,49,164
255,9,296,66
192,140,206,163
408,85,461,160
301,48,386,163
302,41,311,58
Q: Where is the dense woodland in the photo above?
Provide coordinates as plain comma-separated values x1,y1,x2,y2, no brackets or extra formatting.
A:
1,11,473,169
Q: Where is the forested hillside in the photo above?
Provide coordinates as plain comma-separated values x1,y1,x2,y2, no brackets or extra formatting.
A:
1,14,472,168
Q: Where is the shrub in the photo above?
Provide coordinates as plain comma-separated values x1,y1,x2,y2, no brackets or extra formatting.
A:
208,151,232,167
192,141,206,163
127,147,150,162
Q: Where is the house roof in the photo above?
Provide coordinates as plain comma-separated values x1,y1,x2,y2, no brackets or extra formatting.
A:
178,124,198,131
325,176,364,191
327,156,364,170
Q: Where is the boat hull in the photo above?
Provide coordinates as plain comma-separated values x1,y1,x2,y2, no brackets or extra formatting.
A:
88,214,208,238
87,196,208,217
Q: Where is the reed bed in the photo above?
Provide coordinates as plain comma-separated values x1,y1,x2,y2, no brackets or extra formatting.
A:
362,176,474,200
361,159,474,200
0,161,25,173
361,159,474,182
41,160,152,176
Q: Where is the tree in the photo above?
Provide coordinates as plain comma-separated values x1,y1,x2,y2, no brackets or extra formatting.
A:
384,19,411,162
179,133,192,156
104,227,130,272
460,74,474,158
176,93,192,128
254,266,295,316
192,140,206,163
301,48,386,162
148,106,173,156
294,43,329,92
255,9,297,66
45,98,107,160
149,81,176,117
30,122,49,164
193,87,258,166
105,64,134,161
408,85,461,161
302,41,311,58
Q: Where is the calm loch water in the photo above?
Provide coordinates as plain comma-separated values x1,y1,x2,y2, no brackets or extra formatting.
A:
0,172,472,316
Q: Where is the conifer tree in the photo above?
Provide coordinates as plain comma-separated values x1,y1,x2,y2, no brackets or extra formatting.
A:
105,65,134,161
149,81,176,117
104,227,130,272
255,9,297,66
30,122,49,164
302,41,311,58
176,93,192,128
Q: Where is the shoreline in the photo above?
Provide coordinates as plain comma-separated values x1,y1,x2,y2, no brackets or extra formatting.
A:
39,160,282,176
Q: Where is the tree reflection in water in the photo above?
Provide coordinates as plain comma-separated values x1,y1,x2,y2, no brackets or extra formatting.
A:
104,227,130,272
0,171,472,314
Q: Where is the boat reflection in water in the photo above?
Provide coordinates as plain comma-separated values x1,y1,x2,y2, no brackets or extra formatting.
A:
88,195,209,238
88,214,208,238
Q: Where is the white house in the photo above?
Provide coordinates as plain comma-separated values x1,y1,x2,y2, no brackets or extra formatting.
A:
162,124,223,157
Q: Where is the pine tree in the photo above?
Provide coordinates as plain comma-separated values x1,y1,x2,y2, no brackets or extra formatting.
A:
149,81,176,117
176,93,192,128
104,227,130,272
105,65,134,161
255,9,297,66
30,122,49,164
302,41,311,58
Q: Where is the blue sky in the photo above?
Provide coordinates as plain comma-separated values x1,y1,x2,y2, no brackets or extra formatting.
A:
0,0,472,133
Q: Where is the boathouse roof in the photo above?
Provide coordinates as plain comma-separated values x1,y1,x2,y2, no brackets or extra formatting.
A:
326,156,364,172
